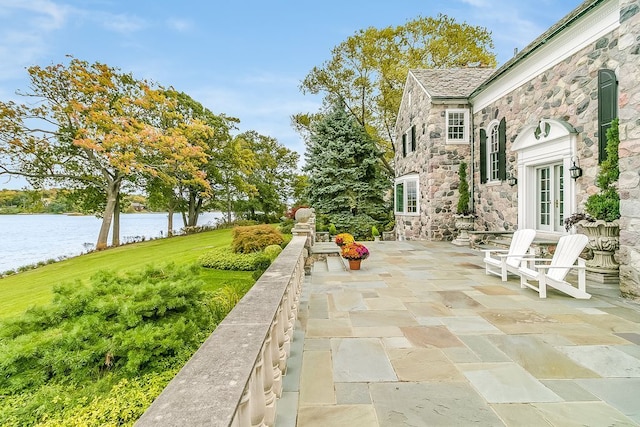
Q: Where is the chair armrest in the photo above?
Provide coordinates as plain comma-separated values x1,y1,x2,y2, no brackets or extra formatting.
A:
481,249,508,255
496,253,532,259
534,264,586,271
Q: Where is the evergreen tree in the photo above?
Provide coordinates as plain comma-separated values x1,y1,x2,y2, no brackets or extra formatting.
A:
304,104,389,237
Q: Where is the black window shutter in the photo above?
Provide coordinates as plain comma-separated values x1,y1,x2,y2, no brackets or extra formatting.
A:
498,118,507,181
479,128,487,184
411,125,416,152
598,69,617,163
402,133,407,157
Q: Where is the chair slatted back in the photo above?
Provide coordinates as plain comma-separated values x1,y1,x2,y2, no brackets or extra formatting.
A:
506,229,537,268
548,234,589,281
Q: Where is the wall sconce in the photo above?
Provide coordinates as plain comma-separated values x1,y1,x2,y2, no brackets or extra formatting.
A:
506,172,517,187
569,156,583,180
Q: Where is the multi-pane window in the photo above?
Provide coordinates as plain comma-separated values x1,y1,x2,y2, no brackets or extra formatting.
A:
406,180,417,213
446,109,468,143
489,124,500,181
537,163,564,232
394,174,419,215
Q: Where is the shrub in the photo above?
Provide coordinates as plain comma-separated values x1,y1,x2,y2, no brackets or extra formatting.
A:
199,247,271,271
278,218,295,235
232,225,284,253
328,223,337,235
457,161,471,215
329,213,381,240
371,226,380,238
264,245,283,261
584,118,620,222
0,264,214,396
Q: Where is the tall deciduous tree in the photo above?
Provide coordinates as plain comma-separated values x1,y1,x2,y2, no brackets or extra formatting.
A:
298,14,496,174
145,89,239,233
233,131,299,222
304,103,389,234
0,58,205,249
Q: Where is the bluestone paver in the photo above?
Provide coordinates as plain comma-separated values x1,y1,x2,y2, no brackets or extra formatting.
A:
277,240,640,426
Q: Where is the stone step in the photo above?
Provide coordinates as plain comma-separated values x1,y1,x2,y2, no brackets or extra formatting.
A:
312,259,328,273
326,256,346,272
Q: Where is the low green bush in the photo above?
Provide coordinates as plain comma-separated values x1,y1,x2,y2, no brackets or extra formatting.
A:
0,264,214,396
264,245,283,261
278,218,295,234
232,225,284,253
199,247,271,271
0,266,253,426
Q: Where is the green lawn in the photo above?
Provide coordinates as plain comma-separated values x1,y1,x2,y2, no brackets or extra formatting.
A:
0,228,253,319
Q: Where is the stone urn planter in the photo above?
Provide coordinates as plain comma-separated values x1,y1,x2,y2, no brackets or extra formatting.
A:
577,219,619,284
452,214,475,246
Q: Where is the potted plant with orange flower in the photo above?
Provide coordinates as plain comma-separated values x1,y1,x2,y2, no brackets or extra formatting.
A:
335,232,354,247
341,242,369,270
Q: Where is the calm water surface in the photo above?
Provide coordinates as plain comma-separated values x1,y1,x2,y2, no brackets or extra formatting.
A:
0,212,222,272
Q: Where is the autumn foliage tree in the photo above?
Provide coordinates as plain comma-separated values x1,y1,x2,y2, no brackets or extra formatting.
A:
0,58,209,249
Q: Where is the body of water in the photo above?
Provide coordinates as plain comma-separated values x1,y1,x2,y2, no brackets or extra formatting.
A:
0,212,223,273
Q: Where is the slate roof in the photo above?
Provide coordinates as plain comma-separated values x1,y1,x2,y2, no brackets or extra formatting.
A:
410,68,496,99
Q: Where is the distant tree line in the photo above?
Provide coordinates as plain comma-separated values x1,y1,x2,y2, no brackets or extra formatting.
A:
0,57,303,249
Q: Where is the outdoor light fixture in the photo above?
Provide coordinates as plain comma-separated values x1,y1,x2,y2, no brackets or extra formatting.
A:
569,156,583,180
507,172,517,187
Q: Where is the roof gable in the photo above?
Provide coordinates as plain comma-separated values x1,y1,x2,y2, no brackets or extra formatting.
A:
409,68,495,99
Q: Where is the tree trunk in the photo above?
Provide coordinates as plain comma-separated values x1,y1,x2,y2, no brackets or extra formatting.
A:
111,194,120,247
96,178,121,250
185,191,202,227
226,182,233,224
167,207,174,237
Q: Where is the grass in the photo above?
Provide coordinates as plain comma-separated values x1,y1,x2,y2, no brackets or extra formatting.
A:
0,228,254,319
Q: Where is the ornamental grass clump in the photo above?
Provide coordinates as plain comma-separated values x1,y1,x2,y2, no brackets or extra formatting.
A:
335,233,354,246
341,242,370,260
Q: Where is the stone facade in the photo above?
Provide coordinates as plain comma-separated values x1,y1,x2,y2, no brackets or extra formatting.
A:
395,0,640,298
395,70,492,241
618,0,640,298
473,29,620,231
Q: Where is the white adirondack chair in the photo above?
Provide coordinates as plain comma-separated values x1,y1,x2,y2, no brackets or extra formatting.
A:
483,229,537,281
518,234,590,299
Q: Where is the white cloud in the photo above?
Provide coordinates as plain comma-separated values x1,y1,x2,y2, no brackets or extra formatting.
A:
99,13,146,34
166,18,193,32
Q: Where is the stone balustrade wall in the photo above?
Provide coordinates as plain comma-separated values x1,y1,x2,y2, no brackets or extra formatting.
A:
135,235,308,427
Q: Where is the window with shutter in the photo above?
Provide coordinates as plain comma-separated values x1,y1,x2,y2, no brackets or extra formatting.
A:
598,69,617,163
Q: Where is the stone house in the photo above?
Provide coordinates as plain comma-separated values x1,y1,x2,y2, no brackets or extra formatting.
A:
393,0,640,298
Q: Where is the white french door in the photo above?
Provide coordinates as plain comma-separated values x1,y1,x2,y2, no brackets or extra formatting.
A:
536,163,564,232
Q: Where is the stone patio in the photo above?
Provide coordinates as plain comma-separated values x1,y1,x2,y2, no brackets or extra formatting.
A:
276,240,640,426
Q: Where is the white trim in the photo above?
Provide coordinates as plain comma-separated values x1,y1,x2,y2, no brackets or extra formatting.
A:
445,108,469,144
394,173,420,216
514,119,579,235
472,0,619,111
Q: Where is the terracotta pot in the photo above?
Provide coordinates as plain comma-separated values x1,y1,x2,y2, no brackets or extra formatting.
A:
348,259,362,270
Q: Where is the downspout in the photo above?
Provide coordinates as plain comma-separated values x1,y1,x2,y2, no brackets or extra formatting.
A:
469,102,475,214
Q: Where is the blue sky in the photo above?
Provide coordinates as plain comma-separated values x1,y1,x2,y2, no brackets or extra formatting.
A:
0,0,582,189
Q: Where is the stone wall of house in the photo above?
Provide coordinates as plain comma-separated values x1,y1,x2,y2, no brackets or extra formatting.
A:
395,74,472,240
618,0,640,299
473,26,621,232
